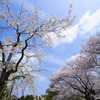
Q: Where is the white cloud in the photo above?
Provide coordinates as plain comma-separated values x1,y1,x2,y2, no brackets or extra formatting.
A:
50,8,100,47
44,67,59,72
38,75,47,82
44,54,66,66
79,9,100,34
51,24,79,46
34,73,47,82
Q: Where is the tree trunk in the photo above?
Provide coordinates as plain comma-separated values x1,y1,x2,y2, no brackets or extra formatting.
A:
0,80,7,99
85,95,95,100
0,69,10,99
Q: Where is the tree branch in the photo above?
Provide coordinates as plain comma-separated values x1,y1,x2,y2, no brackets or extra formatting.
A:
8,74,26,81
7,29,20,63
14,23,45,73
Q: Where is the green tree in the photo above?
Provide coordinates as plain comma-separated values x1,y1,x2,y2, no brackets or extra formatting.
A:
20,96,25,100
43,84,58,100
25,95,33,100
20,95,43,100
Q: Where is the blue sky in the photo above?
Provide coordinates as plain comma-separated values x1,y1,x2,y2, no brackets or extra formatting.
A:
13,0,100,95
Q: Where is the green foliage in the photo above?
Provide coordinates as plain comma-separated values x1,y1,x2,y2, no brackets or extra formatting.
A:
43,84,58,100
43,92,57,100
26,95,33,100
20,96,25,100
20,95,33,100
20,95,42,100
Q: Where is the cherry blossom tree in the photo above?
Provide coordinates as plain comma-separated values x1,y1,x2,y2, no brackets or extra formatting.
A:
0,0,74,99
51,34,100,100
